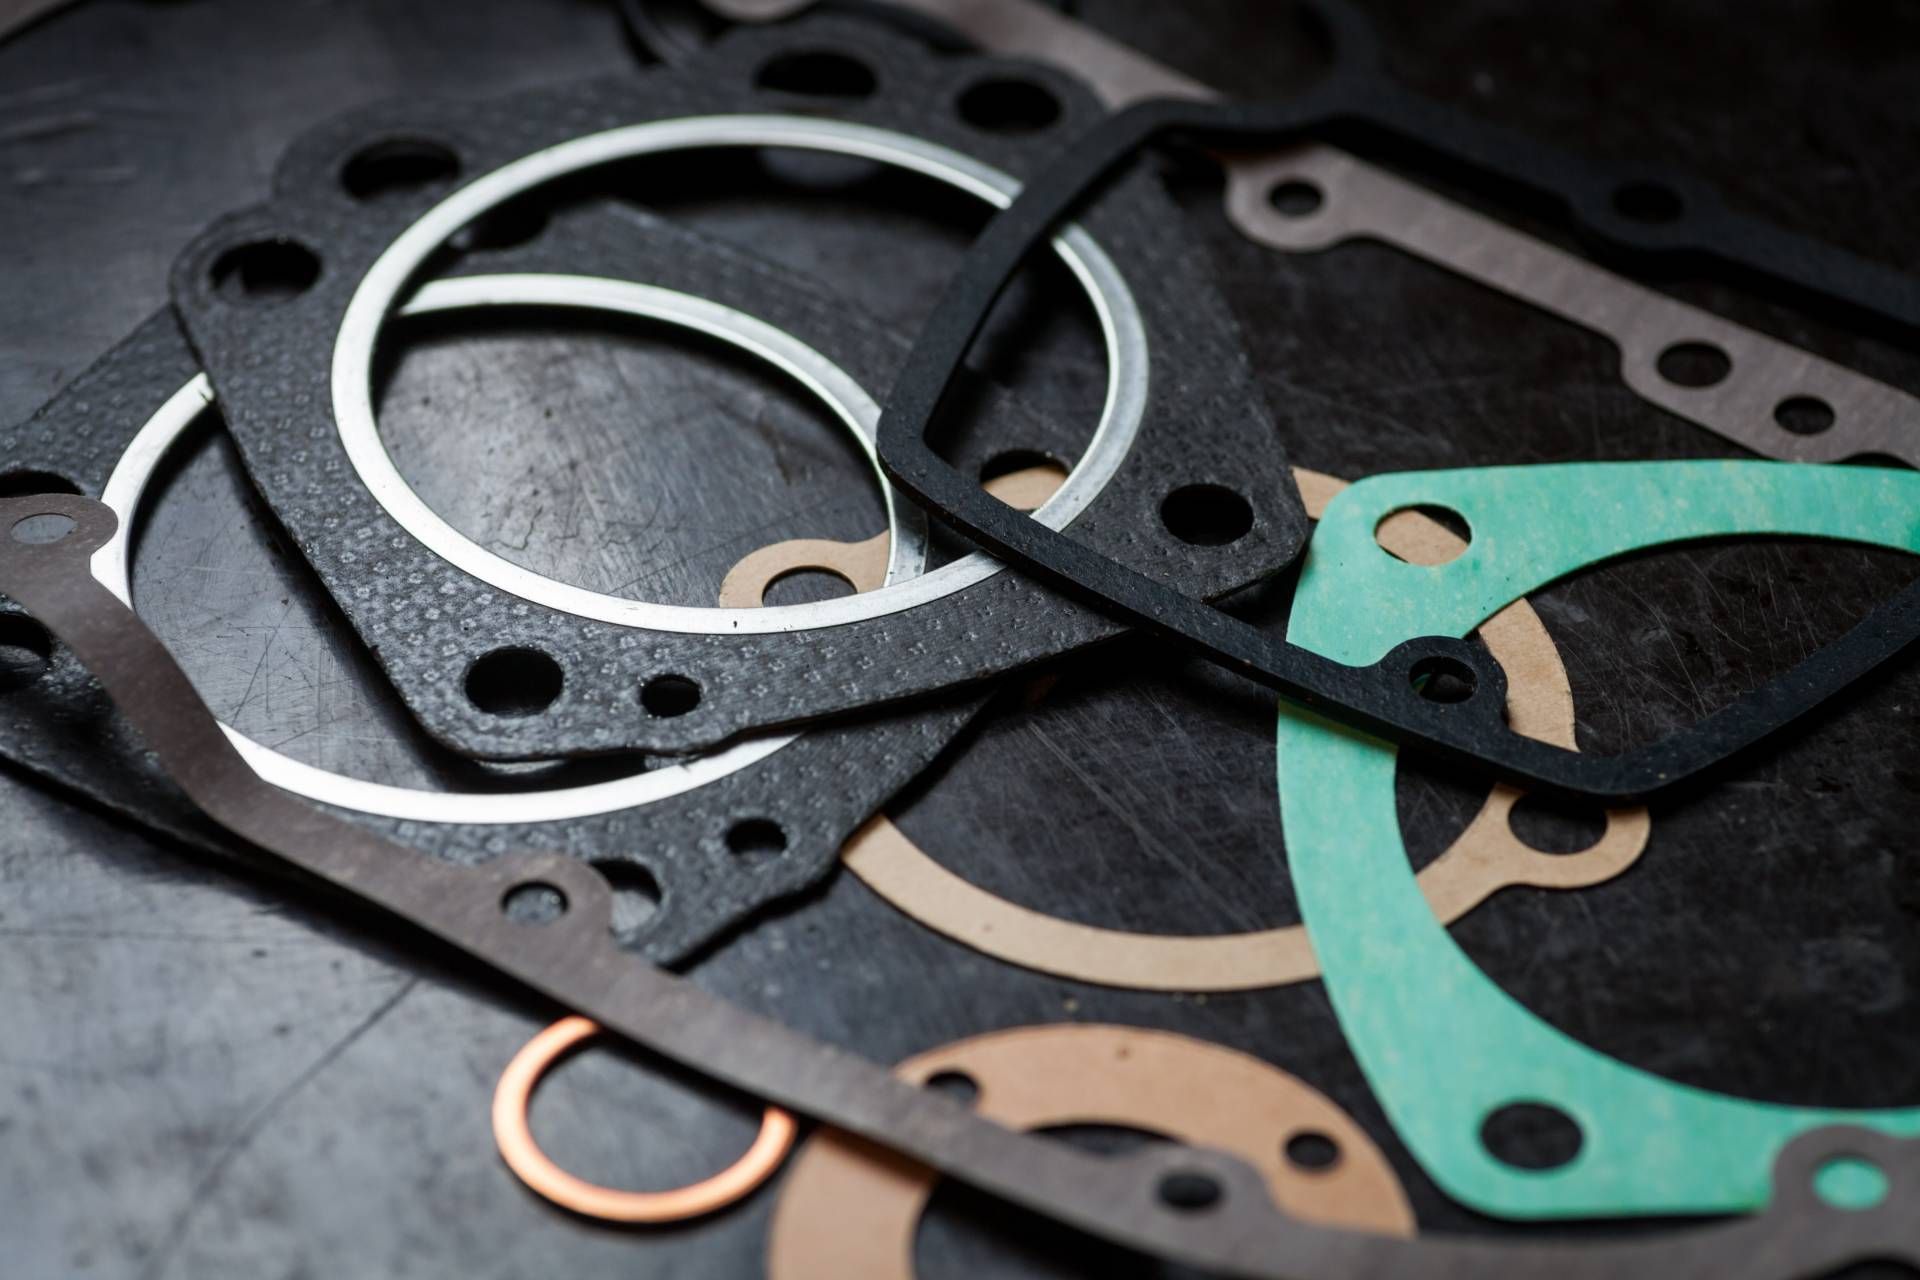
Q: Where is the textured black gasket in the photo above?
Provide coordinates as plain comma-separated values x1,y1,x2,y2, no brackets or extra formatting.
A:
0,202,1027,965
4,490,1917,1279
869,84,1920,804
163,16,1307,761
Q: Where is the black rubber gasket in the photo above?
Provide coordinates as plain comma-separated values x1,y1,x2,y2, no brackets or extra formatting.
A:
163,16,1308,761
869,81,1920,804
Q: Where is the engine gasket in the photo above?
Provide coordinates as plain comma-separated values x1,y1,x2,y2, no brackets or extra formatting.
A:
3,489,1918,1278
162,16,1308,761
1277,459,1920,1219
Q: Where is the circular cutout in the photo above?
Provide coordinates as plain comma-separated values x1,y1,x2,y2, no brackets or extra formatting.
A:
0,469,80,500
465,647,564,718
1481,1101,1583,1170
640,673,701,718
1655,341,1732,388
1506,792,1608,855
1813,1155,1890,1210
1774,395,1836,436
755,49,877,99
1156,1170,1222,1212
1160,484,1254,547
1284,1130,1341,1172
1612,180,1684,223
501,882,569,925
979,449,1064,485
11,513,75,545
341,138,460,200
591,859,662,936
209,238,321,304
726,818,788,859
762,568,857,608
1268,179,1325,217
1374,504,1471,564
1408,653,1478,704
924,1070,980,1107
957,77,1062,134
0,615,54,693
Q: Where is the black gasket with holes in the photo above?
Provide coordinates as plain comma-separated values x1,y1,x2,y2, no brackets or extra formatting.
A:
163,16,1308,761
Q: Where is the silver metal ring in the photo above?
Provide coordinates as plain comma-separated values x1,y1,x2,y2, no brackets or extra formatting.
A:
95,273,915,824
332,114,1149,634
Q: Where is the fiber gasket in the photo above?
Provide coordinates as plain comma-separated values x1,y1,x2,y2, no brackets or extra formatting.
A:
162,16,1307,761
1278,459,1920,1219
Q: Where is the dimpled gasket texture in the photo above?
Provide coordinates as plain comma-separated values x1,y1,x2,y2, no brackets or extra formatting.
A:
163,14,1307,761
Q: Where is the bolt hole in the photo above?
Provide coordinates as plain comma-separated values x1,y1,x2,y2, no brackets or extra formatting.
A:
1775,395,1836,436
450,200,549,253
340,138,460,200
1481,1102,1583,1171
1408,653,1478,704
755,49,877,98
1283,1130,1342,1172
10,513,75,545
209,238,321,304
465,647,564,718
1268,178,1324,217
0,470,81,500
1612,180,1684,223
763,568,857,607
1656,341,1731,388
1157,1170,1223,1212
725,818,788,859
589,859,662,937
0,615,54,692
1160,484,1253,547
1814,1155,1890,1210
1507,792,1608,855
501,882,568,925
1374,503,1472,564
924,1070,980,1107
957,77,1062,133
640,673,701,718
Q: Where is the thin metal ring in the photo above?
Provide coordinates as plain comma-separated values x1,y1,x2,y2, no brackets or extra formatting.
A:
492,1015,797,1223
331,114,1149,633
94,273,912,824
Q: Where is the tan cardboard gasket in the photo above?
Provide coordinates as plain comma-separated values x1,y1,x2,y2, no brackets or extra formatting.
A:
765,1023,1416,1278
724,468,1650,992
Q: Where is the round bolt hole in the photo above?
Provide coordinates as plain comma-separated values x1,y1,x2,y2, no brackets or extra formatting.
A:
209,238,321,304
465,647,564,718
11,513,75,545
1481,1101,1583,1171
1374,503,1472,564
0,470,81,500
1268,178,1324,217
755,49,877,98
924,1070,980,1107
1774,395,1836,436
1408,653,1478,704
763,568,857,608
0,615,54,693
1157,1170,1223,1212
501,882,568,925
1160,484,1254,547
725,818,788,859
1813,1155,1890,1210
1656,341,1731,388
1612,180,1684,223
958,77,1062,133
341,138,460,200
640,673,701,718
450,200,549,253
1284,1130,1342,1172
590,859,662,937
1507,792,1608,855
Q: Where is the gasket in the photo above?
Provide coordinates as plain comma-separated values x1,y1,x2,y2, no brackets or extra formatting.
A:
163,16,1307,760
785,468,1649,992
765,1022,1415,1277
1276,459,1920,1219
4,492,1918,1277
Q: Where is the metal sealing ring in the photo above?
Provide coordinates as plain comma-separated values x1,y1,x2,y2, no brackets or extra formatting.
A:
493,1015,797,1223
93,272,916,825
331,114,1148,634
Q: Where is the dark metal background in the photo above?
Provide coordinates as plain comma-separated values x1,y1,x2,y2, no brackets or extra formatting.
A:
1,1,1917,1276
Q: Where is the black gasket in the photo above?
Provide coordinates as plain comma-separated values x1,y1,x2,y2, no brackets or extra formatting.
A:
2,490,1916,1278
868,83,1920,804
163,16,1307,761
0,202,1024,965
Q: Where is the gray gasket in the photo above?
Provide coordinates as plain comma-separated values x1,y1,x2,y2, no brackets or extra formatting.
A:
163,16,1306,761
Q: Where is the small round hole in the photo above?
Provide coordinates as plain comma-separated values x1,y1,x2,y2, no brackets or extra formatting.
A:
1775,395,1836,436
1157,1171,1222,1212
925,1070,980,1107
957,77,1062,133
209,238,321,304
11,513,74,545
755,49,877,98
1481,1102,1583,1171
1283,1131,1341,1172
0,615,54,693
501,882,568,925
640,673,701,718
1408,653,1477,704
450,200,549,253
1656,341,1731,388
1374,503,1472,564
1507,792,1608,855
465,647,564,718
1160,484,1253,547
340,138,460,200
1612,180,1684,223
0,470,81,500
590,859,662,937
1268,179,1324,217
725,818,788,859
762,568,857,607
1814,1155,1890,1210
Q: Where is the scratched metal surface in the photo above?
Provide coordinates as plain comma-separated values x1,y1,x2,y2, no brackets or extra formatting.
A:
2,1,1919,1276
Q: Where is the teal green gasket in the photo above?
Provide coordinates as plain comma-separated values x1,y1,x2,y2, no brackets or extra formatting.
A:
1277,460,1920,1219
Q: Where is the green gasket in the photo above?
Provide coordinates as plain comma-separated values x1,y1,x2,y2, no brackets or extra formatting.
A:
1277,460,1920,1219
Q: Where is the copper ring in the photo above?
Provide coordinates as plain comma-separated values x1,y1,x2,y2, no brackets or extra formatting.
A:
492,1015,798,1223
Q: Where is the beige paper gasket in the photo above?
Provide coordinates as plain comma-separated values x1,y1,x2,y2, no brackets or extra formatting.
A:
765,1023,1415,1279
723,468,1651,992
